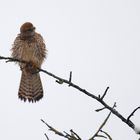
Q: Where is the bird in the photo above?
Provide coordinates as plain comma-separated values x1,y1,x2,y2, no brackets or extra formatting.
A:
11,22,47,102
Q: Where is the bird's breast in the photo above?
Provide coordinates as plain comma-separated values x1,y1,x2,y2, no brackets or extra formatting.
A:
21,42,37,63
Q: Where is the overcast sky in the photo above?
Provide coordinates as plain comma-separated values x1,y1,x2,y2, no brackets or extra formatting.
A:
0,0,140,140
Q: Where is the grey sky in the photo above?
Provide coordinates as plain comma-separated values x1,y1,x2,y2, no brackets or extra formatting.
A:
0,0,140,139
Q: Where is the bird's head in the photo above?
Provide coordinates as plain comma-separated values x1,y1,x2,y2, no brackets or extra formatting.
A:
20,22,36,39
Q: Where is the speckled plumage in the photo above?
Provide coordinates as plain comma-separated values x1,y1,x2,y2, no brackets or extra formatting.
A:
11,22,47,102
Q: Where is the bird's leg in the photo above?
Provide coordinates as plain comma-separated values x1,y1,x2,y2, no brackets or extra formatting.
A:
25,61,39,74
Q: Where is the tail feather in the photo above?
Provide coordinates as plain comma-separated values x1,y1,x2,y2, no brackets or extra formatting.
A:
18,71,43,102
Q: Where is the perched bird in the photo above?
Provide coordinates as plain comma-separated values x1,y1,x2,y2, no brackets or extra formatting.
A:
11,22,47,102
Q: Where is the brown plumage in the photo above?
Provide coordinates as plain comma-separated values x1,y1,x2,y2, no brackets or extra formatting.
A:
11,22,47,102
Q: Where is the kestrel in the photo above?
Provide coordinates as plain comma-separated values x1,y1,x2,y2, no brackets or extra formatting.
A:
11,22,47,102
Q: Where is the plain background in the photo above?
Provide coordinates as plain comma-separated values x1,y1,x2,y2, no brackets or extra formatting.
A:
0,0,140,139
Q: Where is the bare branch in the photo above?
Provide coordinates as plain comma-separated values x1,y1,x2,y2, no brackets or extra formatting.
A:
0,56,137,133
41,119,66,137
89,103,115,140
41,119,81,140
38,67,135,130
41,113,113,140
0,56,26,63
41,118,112,140
41,104,115,140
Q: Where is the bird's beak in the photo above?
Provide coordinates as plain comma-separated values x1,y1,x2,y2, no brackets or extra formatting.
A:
32,27,36,30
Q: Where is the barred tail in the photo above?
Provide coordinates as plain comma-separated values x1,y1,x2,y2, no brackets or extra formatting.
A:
18,71,43,102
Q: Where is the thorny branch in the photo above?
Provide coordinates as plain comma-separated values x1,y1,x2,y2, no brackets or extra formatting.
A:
0,56,139,134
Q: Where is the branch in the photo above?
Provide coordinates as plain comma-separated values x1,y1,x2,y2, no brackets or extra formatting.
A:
127,107,140,121
101,87,109,100
70,129,82,140
38,69,135,130
0,56,26,63
41,119,66,138
41,119,81,140
0,56,137,133
95,107,106,112
41,114,112,140
38,68,135,131
100,130,112,140
89,103,115,140
44,133,50,140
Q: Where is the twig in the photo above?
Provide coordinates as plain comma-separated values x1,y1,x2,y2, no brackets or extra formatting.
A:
95,107,106,112
41,119,80,140
0,56,136,132
41,112,113,140
89,103,115,140
41,119,66,137
127,107,140,121
70,129,82,140
44,133,50,140
0,56,26,63
68,71,72,86
100,130,112,140
101,87,109,100
64,131,79,140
